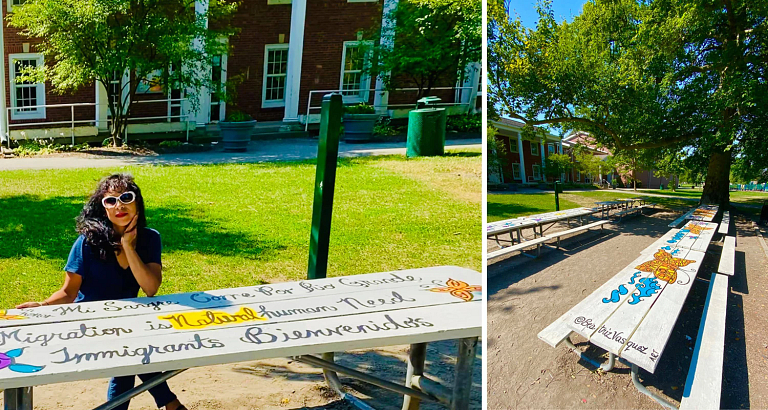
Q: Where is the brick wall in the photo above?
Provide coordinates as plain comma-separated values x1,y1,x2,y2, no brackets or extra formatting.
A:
227,0,292,122
298,0,382,114
3,0,95,128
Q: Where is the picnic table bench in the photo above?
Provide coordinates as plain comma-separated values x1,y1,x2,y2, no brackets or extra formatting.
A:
718,211,730,235
681,229,736,409
486,207,599,246
0,266,482,410
538,209,727,409
487,220,610,262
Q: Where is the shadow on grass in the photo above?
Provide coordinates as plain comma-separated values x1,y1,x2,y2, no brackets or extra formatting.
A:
0,194,287,262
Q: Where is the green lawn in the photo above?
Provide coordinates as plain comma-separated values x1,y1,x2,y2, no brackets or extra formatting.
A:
487,193,581,222
0,151,481,308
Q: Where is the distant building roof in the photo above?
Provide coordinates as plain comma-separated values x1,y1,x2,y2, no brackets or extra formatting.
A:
491,117,561,142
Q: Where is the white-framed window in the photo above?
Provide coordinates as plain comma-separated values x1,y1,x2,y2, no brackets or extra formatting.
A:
576,170,581,181
262,44,289,108
7,0,26,12
548,143,555,154
510,139,519,153
9,53,45,120
511,163,521,180
533,164,541,180
531,143,539,156
340,41,372,103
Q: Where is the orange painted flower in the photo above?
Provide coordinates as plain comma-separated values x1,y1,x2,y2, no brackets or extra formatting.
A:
0,310,26,321
430,278,481,301
684,223,712,236
635,249,695,284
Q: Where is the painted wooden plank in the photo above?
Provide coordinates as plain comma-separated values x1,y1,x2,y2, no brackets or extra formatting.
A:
669,208,695,228
563,253,661,340
0,302,482,390
717,211,730,235
674,222,718,253
680,273,728,410
717,236,736,276
618,248,708,373
537,312,573,348
686,205,718,222
486,208,596,235
0,282,482,352
641,222,718,255
2,266,480,328
590,247,706,363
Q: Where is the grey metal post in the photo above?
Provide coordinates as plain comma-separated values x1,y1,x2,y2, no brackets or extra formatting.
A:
451,337,477,410
402,343,427,410
4,387,33,410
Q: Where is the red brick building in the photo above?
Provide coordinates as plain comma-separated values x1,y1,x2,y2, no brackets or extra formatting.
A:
489,118,562,184
0,0,480,142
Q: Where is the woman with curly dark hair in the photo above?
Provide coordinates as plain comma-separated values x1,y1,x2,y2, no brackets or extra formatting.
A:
17,173,186,410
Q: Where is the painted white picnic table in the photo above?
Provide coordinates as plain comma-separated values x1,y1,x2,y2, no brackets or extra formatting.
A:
594,201,623,218
685,205,719,222
0,266,482,410
486,207,598,244
540,219,718,409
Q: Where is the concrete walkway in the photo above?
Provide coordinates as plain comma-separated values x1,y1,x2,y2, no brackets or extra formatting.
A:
0,138,480,171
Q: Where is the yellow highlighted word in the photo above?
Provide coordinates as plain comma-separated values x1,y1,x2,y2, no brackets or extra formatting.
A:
159,306,267,330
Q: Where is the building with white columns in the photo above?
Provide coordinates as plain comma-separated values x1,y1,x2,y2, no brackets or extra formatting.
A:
490,118,562,184
0,0,481,142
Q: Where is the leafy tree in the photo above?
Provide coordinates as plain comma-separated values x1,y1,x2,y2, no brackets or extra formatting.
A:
487,125,508,183
368,0,481,98
488,0,768,206
545,153,571,179
8,0,238,146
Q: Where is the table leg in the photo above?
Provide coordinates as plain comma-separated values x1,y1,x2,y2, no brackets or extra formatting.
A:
631,364,678,410
516,229,522,244
4,387,33,410
563,337,615,371
402,343,427,410
451,337,477,410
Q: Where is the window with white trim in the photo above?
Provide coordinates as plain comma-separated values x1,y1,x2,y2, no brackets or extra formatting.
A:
263,44,289,108
340,41,372,103
576,170,581,181
8,0,27,12
510,139,519,153
531,143,539,156
512,163,521,180
533,164,541,180
548,143,555,154
9,54,45,120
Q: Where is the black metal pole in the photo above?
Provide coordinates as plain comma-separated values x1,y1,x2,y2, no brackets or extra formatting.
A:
307,93,343,280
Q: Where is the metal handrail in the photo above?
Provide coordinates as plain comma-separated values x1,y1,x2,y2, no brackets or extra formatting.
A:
5,98,193,147
304,86,476,131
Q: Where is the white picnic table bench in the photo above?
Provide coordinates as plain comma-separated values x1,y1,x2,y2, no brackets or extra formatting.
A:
0,266,482,410
486,207,601,248
538,205,740,409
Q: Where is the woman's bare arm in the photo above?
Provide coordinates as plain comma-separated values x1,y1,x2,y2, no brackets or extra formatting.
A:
16,272,82,308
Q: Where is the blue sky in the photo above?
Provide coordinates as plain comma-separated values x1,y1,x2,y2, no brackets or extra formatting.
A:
510,0,588,29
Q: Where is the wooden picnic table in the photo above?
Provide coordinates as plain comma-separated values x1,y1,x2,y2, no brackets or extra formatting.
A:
0,266,482,410
594,201,622,218
487,208,598,245
685,205,719,222
539,220,718,409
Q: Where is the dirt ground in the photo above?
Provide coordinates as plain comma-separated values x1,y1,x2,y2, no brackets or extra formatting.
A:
487,209,768,409
0,341,481,409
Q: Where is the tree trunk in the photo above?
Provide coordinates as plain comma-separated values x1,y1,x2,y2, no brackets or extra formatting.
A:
700,149,731,206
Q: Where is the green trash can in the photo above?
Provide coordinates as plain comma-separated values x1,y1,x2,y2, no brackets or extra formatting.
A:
660,184,665,190
407,96,447,157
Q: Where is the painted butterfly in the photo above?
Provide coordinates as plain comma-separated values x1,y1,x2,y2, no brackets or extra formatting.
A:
634,249,696,284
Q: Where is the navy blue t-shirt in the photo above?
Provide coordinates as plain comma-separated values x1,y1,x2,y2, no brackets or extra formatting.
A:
64,228,162,302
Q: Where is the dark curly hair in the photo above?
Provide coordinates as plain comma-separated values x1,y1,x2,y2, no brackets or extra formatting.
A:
76,173,147,260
